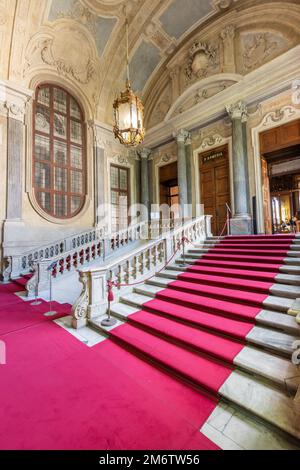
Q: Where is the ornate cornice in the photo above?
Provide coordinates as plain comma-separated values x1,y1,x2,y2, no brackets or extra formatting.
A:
0,81,33,122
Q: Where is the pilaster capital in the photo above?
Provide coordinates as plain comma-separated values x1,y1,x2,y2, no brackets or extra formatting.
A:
0,80,33,122
220,25,235,42
138,147,152,160
174,128,190,143
185,132,193,146
226,101,248,122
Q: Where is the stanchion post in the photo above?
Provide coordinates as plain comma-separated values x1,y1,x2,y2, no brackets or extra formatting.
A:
101,276,117,327
44,262,58,317
30,283,42,306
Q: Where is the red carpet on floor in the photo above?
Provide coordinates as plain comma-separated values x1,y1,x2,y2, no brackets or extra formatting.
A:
0,278,219,450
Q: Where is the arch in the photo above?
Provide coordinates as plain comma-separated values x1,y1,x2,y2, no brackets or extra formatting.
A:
32,83,87,220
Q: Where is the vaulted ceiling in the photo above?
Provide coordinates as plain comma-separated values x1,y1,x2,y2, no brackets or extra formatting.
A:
1,0,300,128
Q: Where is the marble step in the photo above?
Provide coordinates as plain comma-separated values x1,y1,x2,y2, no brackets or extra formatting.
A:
119,293,300,337
284,257,300,266
201,401,300,450
119,291,299,356
164,266,300,286
133,282,294,314
91,309,300,441
151,273,300,299
106,303,299,392
280,265,300,275
219,371,300,441
287,251,300,257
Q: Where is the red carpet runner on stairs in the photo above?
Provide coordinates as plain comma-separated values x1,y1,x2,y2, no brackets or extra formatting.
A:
0,234,295,449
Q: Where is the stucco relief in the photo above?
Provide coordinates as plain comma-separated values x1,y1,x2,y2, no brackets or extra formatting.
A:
241,32,288,72
185,41,219,85
23,21,101,112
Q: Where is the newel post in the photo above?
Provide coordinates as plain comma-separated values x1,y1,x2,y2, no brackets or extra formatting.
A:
72,268,108,329
204,215,213,238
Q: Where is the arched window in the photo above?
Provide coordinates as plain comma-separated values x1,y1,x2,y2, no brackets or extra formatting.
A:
33,84,86,219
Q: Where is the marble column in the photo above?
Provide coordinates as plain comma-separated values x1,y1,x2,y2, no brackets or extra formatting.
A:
226,101,252,235
175,129,189,217
185,132,193,216
138,148,152,218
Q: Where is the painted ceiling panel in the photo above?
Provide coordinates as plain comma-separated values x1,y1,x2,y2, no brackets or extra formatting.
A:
159,0,214,39
48,0,117,56
129,41,161,92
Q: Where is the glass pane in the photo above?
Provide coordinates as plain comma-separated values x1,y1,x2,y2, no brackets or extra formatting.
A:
71,146,82,169
111,190,118,204
54,113,67,139
35,105,50,134
54,167,68,191
119,169,128,190
110,166,118,188
35,162,51,189
70,98,81,119
119,195,128,229
54,194,67,217
71,170,83,193
37,192,51,212
37,88,50,107
35,135,50,161
71,196,82,213
70,120,82,144
54,141,67,165
53,88,67,113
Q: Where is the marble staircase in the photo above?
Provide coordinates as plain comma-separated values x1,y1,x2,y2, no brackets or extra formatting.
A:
87,235,300,449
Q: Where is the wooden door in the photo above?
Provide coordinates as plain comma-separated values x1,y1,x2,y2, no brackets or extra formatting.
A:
199,145,230,235
261,157,272,234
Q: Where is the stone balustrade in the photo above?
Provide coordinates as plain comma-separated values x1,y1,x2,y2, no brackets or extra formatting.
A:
23,221,149,298
71,215,211,329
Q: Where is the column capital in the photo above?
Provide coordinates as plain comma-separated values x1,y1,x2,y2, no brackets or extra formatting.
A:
220,25,235,42
185,132,192,146
226,101,248,122
174,128,190,143
0,80,33,122
138,147,152,160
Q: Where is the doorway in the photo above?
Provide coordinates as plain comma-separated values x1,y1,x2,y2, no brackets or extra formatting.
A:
199,145,230,235
260,119,300,234
159,162,179,219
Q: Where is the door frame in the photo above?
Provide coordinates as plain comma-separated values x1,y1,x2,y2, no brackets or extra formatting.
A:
193,135,234,217
252,105,300,233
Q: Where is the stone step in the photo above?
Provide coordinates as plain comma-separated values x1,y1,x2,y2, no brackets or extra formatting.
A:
134,281,294,314
269,283,300,299
107,304,299,392
151,273,300,299
201,402,300,450
284,257,300,266
91,309,300,441
276,273,300,286
287,251,300,257
219,371,300,441
280,265,300,275
119,291,299,357
162,268,300,287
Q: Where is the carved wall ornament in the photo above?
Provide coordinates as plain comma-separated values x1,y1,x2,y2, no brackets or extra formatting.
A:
220,25,235,41
199,133,224,150
262,106,296,127
242,32,285,72
185,41,219,82
40,38,96,85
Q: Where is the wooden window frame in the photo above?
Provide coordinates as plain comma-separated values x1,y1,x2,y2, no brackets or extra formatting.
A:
110,164,130,232
33,84,86,219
